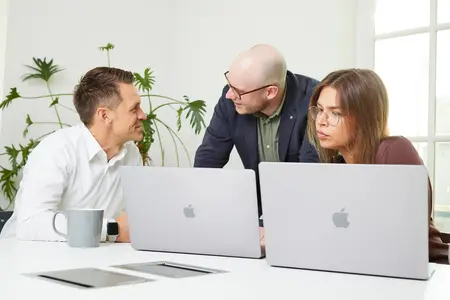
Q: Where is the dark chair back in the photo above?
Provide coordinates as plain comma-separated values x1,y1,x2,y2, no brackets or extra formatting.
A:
0,211,13,233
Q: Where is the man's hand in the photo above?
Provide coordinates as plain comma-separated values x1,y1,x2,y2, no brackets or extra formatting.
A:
115,211,130,243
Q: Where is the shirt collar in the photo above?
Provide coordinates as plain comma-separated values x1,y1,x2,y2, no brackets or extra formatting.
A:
254,86,287,120
78,123,128,163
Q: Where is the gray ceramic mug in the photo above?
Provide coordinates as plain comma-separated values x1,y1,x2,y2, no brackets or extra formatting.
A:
52,209,104,248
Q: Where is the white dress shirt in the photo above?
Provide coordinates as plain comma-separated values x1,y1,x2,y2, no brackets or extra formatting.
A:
0,123,142,241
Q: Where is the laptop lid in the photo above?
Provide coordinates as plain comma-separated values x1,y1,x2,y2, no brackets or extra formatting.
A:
119,166,262,258
259,162,430,279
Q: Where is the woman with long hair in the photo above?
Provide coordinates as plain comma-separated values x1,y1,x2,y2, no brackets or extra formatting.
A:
307,68,448,264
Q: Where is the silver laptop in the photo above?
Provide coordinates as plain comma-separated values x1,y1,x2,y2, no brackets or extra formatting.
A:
259,162,431,280
119,166,262,258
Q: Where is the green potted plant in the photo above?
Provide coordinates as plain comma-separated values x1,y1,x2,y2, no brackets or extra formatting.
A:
0,42,207,216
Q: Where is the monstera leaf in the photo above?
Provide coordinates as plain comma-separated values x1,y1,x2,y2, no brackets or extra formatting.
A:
134,68,156,93
182,96,207,134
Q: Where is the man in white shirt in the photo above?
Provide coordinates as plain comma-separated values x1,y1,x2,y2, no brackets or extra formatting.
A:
0,66,147,243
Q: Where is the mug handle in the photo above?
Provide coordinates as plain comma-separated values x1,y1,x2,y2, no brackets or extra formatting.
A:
52,211,67,239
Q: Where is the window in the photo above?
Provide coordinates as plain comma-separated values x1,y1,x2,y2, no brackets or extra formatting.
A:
359,0,450,232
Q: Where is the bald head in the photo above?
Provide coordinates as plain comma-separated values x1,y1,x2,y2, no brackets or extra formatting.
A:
228,44,287,88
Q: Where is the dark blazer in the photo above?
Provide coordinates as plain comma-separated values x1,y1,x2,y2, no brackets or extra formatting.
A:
194,70,320,216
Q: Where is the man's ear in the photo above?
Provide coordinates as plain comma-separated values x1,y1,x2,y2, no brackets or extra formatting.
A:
266,86,279,100
96,106,112,124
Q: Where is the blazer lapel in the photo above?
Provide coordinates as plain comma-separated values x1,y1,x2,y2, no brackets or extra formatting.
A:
278,108,296,161
278,83,297,161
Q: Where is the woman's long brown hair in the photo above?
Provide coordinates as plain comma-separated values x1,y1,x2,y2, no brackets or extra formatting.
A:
307,69,389,164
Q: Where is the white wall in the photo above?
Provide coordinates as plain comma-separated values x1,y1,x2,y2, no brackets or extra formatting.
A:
0,0,357,207
355,0,375,68
0,0,8,209
0,0,8,134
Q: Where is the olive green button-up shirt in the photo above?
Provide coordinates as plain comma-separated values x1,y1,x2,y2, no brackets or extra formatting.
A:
254,96,286,162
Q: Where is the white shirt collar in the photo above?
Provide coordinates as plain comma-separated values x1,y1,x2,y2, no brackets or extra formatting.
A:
78,123,129,163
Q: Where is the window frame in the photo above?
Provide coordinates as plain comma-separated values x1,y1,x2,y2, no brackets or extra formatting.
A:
356,0,450,221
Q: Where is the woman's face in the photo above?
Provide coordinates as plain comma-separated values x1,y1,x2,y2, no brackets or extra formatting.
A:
313,87,354,151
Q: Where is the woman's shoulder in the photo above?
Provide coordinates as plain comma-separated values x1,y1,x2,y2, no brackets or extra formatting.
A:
378,135,415,151
375,136,423,165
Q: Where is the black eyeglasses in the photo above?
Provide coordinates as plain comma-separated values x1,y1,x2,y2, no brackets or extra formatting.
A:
224,71,274,100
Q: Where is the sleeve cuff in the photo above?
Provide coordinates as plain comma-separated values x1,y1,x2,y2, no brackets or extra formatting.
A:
259,215,264,227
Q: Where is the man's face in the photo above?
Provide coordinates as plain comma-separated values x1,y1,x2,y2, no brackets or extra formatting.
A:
108,83,147,143
224,71,273,115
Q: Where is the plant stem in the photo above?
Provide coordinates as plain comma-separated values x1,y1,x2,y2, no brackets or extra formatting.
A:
153,121,165,166
33,121,71,127
107,51,111,67
46,82,63,129
141,94,185,104
3,201,13,211
155,118,192,166
57,103,76,113
146,95,153,113
151,102,183,114
35,131,56,141
167,104,179,113
22,93,73,99
161,121,180,167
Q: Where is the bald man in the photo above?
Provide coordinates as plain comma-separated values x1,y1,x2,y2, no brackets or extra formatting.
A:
194,45,319,218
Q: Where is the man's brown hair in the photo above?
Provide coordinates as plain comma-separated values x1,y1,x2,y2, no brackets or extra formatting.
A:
73,67,134,126
307,68,389,164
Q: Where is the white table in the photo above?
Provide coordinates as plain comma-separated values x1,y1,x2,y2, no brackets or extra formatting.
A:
1,239,450,300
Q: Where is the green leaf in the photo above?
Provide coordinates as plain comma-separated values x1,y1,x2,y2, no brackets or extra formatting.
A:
176,107,183,131
22,57,64,82
24,114,33,136
0,167,18,204
0,140,39,204
0,88,21,109
4,145,19,170
133,68,155,93
20,140,38,165
98,43,115,52
145,113,156,145
50,97,59,107
136,115,156,158
25,114,33,126
184,100,207,134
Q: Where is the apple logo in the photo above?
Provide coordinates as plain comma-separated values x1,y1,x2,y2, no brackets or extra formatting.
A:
183,205,195,218
332,207,350,228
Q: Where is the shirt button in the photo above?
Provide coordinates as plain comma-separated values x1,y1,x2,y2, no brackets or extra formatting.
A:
266,145,270,149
